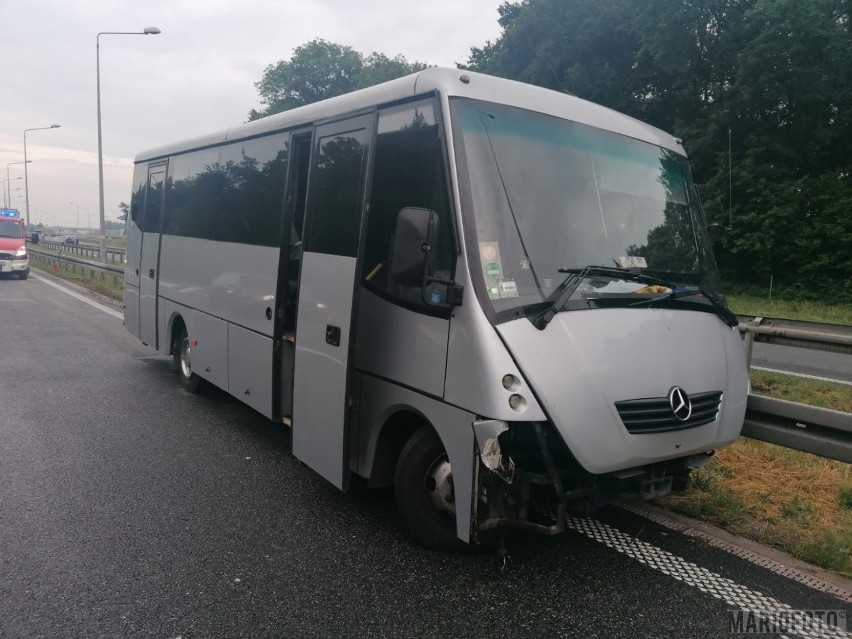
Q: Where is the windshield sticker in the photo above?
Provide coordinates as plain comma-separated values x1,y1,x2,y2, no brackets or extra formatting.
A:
615,256,648,269
485,262,502,278
479,241,505,283
498,279,519,298
480,243,499,261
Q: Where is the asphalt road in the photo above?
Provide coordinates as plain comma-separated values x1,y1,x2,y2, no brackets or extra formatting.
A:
1,273,849,639
751,342,852,384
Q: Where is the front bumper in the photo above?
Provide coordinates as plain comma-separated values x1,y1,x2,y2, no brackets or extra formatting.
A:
0,258,29,273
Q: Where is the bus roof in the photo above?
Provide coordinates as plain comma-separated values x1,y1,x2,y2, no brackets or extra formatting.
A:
135,67,685,163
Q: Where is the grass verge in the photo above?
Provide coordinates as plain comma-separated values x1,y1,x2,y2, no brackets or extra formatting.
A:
727,292,852,325
656,371,852,575
29,254,123,301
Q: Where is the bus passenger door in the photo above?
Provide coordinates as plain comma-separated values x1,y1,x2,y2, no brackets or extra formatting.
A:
292,113,374,491
139,162,166,348
124,163,148,340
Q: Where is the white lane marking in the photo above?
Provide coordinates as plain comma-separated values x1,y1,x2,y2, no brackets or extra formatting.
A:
31,271,123,319
751,366,852,387
618,501,852,604
567,516,851,639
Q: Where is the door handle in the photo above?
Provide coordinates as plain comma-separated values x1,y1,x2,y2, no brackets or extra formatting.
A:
148,268,155,278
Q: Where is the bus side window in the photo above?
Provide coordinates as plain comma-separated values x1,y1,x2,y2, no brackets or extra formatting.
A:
362,100,453,307
129,164,147,228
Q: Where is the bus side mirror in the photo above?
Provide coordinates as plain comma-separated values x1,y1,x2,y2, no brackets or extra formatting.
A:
391,207,437,287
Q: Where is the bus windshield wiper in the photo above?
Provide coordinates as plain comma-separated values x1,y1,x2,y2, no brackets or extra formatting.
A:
629,287,739,327
531,266,597,330
532,265,671,330
532,265,737,330
559,265,675,288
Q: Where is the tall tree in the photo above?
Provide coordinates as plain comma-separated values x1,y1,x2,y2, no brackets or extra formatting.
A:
249,39,428,120
468,0,852,300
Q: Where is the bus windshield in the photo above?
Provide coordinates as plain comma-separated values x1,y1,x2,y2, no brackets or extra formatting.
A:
0,219,24,239
450,98,723,321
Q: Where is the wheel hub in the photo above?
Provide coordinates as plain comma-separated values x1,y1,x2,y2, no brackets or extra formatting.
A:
426,458,455,515
180,338,193,378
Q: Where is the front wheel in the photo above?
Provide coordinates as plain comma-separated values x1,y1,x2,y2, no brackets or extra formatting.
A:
18,269,29,280
395,427,468,551
173,327,205,394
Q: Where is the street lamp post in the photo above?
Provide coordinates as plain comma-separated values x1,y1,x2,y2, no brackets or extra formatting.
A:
97,26,161,261
70,202,80,230
4,178,21,208
6,161,31,209
23,125,60,226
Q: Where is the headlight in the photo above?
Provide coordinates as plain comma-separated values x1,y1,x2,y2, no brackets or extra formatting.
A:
14,247,27,259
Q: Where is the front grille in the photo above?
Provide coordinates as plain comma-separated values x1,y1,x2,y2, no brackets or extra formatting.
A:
615,391,722,434
0,252,12,260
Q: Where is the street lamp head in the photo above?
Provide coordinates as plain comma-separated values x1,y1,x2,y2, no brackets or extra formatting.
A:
143,27,161,35
50,124,60,128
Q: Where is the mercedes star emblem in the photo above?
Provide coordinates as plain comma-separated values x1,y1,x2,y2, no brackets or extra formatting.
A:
668,386,692,422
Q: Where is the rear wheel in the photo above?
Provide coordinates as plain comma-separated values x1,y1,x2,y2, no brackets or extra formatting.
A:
395,427,468,551
173,326,204,393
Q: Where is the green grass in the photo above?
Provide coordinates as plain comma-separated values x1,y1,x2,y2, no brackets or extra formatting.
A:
657,370,852,575
29,253,123,301
750,370,852,412
727,292,852,325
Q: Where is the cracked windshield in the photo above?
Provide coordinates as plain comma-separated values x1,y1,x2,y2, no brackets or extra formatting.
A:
451,98,723,319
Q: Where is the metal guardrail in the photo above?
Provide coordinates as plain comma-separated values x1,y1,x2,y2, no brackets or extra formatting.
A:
737,314,851,463
33,239,126,263
28,246,124,277
738,315,852,359
743,395,852,464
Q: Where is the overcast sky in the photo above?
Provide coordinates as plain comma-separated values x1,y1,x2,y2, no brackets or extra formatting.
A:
0,0,504,229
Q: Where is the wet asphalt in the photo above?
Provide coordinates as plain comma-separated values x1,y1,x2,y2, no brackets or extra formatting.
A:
0,273,848,639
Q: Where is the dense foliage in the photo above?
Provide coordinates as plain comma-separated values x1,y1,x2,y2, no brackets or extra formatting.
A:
467,0,852,301
248,39,427,121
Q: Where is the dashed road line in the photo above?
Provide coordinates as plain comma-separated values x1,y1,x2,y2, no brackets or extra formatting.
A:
617,501,852,604
567,516,851,639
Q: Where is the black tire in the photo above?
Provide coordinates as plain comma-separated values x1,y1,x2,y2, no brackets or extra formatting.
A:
18,269,29,280
172,326,205,394
395,427,469,551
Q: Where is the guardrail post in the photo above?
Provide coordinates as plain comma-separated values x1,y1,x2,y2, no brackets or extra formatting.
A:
743,317,763,370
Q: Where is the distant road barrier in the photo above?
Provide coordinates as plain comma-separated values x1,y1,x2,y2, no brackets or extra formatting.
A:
27,246,124,287
33,239,125,264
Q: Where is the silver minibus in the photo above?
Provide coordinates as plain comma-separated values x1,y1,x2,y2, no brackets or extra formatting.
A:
124,68,748,549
